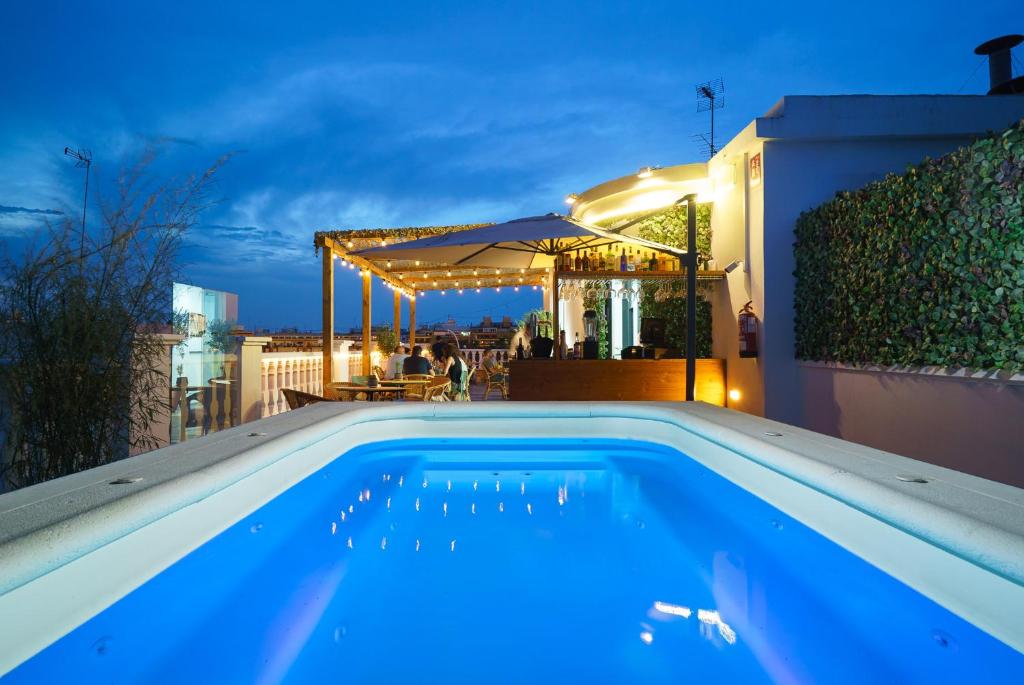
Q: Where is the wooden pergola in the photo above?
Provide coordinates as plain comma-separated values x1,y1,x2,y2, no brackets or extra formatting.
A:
314,202,725,399
314,224,535,385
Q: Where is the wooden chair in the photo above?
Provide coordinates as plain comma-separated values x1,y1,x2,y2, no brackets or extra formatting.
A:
373,365,387,381
401,373,434,400
281,387,330,410
480,365,509,400
407,376,450,402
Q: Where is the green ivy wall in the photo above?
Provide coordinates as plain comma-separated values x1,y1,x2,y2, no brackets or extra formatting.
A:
794,120,1024,372
600,204,714,355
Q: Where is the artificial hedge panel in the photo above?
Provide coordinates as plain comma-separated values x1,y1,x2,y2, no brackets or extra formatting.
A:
794,120,1024,372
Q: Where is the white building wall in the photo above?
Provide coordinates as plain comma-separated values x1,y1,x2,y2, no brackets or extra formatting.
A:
708,123,766,415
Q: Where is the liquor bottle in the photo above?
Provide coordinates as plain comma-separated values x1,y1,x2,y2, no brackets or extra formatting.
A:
658,253,667,271
627,247,636,272
648,251,658,271
574,251,582,271
582,251,590,271
619,248,627,272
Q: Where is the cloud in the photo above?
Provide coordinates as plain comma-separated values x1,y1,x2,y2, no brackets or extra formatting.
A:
0,205,64,236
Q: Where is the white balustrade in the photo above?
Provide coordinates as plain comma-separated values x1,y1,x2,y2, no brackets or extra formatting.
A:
261,351,325,417
257,342,356,418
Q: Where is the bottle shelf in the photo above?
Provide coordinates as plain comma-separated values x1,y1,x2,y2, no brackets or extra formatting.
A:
555,270,726,281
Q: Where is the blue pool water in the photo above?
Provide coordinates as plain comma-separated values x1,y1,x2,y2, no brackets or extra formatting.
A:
6,439,1021,683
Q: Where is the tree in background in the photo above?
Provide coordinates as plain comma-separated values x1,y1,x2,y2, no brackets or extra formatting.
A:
0,152,225,491
375,327,399,362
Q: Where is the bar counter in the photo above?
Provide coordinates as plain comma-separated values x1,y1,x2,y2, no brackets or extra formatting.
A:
507,358,726,405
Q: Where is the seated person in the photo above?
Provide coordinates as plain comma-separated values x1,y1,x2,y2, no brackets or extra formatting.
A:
481,349,506,382
402,345,433,375
385,344,409,378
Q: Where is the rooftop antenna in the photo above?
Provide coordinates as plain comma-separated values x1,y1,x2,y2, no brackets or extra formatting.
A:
695,78,725,159
63,146,92,258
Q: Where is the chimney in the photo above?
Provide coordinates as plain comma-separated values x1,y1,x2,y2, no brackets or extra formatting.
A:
974,34,1024,95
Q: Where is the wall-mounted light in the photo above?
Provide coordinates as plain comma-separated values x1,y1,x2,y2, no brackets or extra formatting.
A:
728,388,741,402
564,193,579,205
723,259,743,273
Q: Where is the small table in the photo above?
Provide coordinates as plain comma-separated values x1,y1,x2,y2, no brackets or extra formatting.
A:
379,379,429,387
329,384,406,402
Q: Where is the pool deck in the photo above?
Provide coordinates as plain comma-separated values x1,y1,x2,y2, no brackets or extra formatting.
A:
1,401,1023,672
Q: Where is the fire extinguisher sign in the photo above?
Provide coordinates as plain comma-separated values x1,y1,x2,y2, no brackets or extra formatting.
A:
738,301,758,358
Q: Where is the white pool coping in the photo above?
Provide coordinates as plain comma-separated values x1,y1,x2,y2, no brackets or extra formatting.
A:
0,401,1022,673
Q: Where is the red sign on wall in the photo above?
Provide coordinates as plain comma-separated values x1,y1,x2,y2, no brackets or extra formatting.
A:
749,153,762,186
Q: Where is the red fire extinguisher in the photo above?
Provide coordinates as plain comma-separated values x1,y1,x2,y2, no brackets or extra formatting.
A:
738,301,758,358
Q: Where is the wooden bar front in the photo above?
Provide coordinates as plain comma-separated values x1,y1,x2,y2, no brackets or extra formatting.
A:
508,359,726,405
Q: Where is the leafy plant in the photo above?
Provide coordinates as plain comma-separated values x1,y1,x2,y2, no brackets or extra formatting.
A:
375,327,398,359
594,203,715,356
794,119,1024,372
0,151,225,491
205,318,238,355
639,283,713,357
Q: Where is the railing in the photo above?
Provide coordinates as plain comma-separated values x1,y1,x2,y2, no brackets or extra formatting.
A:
459,348,510,366
162,340,512,444
260,346,373,417
261,352,326,417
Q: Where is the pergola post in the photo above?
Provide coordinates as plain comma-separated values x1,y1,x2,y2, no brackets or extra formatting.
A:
409,296,417,349
550,269,560,359
322,247,334,388
393,289,402,345
362,271,372,377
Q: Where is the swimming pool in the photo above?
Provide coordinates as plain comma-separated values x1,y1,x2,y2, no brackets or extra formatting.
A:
1,403,1022,682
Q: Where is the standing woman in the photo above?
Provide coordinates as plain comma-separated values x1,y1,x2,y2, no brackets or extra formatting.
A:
441,343,471,401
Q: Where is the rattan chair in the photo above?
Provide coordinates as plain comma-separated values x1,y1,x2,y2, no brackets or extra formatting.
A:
480,365,509,400
281,387,331,410
400,373,434,400
407,376,451,402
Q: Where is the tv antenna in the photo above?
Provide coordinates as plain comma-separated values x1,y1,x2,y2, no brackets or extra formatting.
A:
63,146,92,258
695,78,725,158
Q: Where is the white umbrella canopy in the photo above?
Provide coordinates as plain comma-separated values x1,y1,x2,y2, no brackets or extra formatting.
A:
354,213,687,270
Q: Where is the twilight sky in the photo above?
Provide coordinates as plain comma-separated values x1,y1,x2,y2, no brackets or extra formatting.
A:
0,1,1017,330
